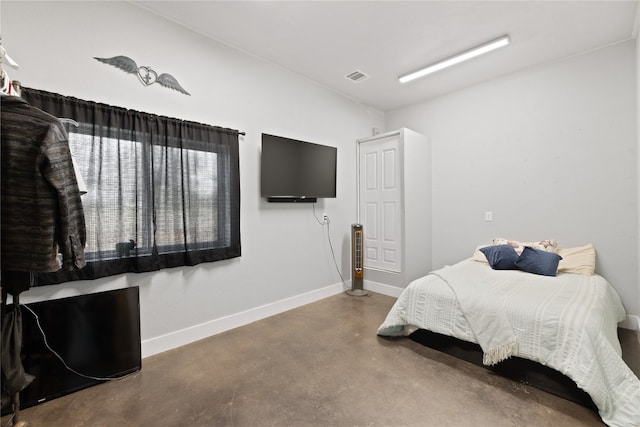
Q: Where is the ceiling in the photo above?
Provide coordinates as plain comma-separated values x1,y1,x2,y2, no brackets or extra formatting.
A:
133,1,639,112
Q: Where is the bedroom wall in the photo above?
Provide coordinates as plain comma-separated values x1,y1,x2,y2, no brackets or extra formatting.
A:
636,8,640,330
1,1,385,356
386,40,640,323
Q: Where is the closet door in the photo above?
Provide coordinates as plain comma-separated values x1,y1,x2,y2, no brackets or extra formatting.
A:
359,134,402,273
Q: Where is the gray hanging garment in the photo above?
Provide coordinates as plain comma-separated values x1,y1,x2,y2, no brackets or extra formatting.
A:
1,304,34,397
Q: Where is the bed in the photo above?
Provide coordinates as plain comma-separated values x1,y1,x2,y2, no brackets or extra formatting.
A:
377,242,640,427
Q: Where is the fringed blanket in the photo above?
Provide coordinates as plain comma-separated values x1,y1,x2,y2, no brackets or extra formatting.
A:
430,266,517,365
377,259,640,427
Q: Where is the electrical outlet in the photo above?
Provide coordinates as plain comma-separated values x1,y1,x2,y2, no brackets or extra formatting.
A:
323,213,329,223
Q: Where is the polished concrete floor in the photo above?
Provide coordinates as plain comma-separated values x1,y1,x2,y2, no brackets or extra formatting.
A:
3,292,639,427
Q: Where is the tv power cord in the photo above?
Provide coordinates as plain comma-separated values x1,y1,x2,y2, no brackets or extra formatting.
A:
311,204,351,293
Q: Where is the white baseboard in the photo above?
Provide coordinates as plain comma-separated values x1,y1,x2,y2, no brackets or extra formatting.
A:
142,283,344,358
365,279,404,298
619,315,640,331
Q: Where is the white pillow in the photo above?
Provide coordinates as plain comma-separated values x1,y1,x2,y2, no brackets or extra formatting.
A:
492,238,558,255
557,244,596,275
472,245,489,263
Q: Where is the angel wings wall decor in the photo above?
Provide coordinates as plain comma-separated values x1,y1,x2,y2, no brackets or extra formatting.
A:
94,55,191,96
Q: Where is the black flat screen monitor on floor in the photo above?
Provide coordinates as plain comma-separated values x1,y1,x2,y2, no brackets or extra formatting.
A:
11,287,141,411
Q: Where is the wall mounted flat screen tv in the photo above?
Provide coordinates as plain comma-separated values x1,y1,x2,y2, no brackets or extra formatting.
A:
8,287,141,412
261,133,337,203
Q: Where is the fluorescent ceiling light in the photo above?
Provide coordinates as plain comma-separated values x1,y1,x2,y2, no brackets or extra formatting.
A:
399,35,510,84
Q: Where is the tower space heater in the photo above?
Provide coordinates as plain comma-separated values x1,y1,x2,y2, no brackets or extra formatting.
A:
347,224,368,296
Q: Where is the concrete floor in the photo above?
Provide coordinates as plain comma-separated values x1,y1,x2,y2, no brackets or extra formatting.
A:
3,292,639,427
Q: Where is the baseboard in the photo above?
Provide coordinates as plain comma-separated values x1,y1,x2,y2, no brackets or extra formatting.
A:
619,315,640,331
142,282,343,358
364,279,404,298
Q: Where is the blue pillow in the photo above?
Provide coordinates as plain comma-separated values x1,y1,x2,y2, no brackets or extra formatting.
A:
514,246,563,276
479,244,519,270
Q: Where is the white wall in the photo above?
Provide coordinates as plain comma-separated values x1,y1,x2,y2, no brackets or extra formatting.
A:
387,40,639,320
1,1,385,355
636,6,640,329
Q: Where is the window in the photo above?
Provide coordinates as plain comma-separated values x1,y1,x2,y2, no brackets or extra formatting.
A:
23,88,241,286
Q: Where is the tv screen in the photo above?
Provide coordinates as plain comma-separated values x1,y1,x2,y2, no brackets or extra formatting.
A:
261,133,337,202
11,287,141,411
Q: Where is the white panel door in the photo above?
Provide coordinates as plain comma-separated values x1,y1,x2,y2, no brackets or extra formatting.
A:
359,135,402,273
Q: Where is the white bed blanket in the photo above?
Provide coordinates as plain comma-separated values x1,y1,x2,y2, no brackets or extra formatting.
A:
430,265,517,366
377,259,640,427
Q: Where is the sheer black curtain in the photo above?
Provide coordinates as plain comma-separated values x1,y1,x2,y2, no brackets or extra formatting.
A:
22,88,241,285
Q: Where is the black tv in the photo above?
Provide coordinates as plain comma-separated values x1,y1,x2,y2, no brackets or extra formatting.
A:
261,133,337,203
11,287,141,411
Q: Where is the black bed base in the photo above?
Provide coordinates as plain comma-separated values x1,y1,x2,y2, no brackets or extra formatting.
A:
409,329,597,412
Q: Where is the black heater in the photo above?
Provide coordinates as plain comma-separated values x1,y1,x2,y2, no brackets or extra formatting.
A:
347,224,368,296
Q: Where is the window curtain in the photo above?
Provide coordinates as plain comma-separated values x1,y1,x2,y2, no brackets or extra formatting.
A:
21,88,241,285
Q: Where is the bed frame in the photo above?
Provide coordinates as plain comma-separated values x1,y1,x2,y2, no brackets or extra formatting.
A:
409,328,597,411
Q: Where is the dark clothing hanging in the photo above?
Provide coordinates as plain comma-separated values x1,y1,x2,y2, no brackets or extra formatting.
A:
1,95,86,275
0,94,85,419
1,304,34,397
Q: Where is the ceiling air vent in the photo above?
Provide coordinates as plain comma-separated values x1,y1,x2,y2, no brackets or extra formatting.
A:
345,70,370,83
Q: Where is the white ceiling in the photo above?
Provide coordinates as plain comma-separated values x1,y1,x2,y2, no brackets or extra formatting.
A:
133,1,639,112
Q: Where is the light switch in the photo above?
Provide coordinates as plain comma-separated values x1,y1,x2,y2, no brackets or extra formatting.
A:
485,211,493,222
